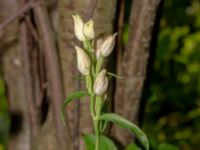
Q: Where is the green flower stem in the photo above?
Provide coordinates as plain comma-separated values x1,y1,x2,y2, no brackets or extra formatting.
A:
84,39,102,150
83,40,90,51
94,120,100,150
90,93,95,118
93,93,101,150
94,96,103,150
95,96,102,116
86,73,95,118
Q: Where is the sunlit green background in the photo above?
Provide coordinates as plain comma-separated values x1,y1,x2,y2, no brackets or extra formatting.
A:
141,0,200,149
0,77,9,150
0,0,200,150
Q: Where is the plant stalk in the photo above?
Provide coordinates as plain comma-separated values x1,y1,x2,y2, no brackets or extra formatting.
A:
94,120,100,150
85,39,102,150
90,93,95,117
94,96,102,150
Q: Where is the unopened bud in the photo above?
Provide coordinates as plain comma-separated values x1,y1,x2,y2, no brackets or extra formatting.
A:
94,69,108,96
100,33,117,57
96,38,103,59
72,14,85,41
83,19,95,40
75,46,90,75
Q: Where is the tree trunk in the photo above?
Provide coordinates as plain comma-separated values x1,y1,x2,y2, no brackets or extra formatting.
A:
0,0,31,149
111,0,161,146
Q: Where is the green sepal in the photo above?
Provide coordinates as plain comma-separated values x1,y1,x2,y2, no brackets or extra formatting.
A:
61,91,89,126
99,113,149,150
83,40,89,51
83,40,93,52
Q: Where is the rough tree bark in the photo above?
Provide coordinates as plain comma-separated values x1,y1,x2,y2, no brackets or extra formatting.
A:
111,0,161,146
0,0,32,150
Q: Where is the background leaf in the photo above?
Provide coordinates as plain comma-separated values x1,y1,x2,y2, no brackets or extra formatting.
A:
125,143,142,150
158,143,180,150
99,113,149,150
83,134,118,150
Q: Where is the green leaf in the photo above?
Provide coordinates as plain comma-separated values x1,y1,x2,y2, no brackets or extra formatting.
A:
99,113,149,150
125,143,142,150
83,134,118,150
100,120,108,134
61,91,89,125
158,143,180,150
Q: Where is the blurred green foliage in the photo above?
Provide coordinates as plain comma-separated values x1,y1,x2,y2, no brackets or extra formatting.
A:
141,0,200,149
0,77,9,149
158,143,179,150
83,134,118,150
125,143,142,150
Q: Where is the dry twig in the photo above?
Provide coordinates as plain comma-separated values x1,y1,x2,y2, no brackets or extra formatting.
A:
0,1,36,31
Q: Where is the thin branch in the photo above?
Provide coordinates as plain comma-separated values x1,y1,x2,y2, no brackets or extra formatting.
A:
0,1,36,31
32,1,73,150
112,0,161,146
19,16,39,138
116,0,125,75
85,0,98,20
24,15,46,108
25,16,40,41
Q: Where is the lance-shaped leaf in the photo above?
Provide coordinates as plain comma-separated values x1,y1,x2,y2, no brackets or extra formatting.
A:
61,91,89,125
99,113,149,150
107,72,123,80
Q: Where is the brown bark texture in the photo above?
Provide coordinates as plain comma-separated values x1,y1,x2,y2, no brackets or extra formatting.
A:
0,0,160,149
0,0,31,150
111,0,161,146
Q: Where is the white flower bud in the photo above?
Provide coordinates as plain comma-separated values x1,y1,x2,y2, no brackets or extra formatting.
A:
75,46,90,75
96,38,103,59
72,15,85,41
100,33,117,57
94,69,108,96
83,19,95,40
